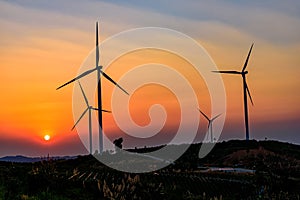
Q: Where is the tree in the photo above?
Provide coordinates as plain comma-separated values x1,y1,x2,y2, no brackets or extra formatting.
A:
113,138,123,152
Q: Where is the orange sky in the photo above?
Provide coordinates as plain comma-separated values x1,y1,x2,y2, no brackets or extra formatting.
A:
0,1,299,156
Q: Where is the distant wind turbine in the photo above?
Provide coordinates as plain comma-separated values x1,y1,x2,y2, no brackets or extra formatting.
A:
57,22,129,154
71,81,110,154
213,43,254,140
198,109,221,143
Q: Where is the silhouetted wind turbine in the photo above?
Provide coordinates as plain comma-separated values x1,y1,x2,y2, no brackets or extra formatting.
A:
198,109,221,143
57,22,129,154
71,81,110,154
213,43,254,140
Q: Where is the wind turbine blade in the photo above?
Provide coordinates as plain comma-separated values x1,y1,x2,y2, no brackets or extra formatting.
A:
100,71,129,95
92,107,111,113
211,113,222,121
96,22,99,67
78,81,89,107
101,109,111,113
212,70,241,74
71,108,89,130
56,67,98,90
198,108,210,121
245,81,254,105
242,43,254,72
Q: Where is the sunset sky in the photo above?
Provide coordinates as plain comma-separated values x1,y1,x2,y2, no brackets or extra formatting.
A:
0,0,299,156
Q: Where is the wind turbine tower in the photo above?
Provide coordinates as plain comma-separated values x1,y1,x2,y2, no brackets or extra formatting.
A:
71,81,110,154
57,22,129,154
198,109,221,143
213,43,254,140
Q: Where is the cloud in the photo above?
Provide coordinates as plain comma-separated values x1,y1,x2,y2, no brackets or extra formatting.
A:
2,0,299,46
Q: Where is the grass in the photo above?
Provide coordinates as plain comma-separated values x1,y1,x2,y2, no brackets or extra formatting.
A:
0,140,299,199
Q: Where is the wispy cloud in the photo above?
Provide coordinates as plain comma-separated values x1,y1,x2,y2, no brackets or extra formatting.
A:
2,0,300,45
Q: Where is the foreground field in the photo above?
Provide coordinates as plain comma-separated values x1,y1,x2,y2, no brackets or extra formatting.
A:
1,140,299,199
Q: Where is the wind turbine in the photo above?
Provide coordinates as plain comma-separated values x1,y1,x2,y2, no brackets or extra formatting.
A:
57,22,129,154
71,81,110,154
198,109,221,143
213,43,254,140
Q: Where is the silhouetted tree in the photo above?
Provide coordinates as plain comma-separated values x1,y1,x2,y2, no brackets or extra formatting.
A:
113,138,123,152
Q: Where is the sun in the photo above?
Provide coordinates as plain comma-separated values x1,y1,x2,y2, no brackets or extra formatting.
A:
44,134,51,141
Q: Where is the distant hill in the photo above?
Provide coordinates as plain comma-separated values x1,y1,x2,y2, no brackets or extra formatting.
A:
0,155,77,163
196,140,300,166
47,139,299,178
1,140,299,169
172,139,300,179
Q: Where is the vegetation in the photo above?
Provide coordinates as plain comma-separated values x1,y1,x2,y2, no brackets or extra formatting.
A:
0,140,299,199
